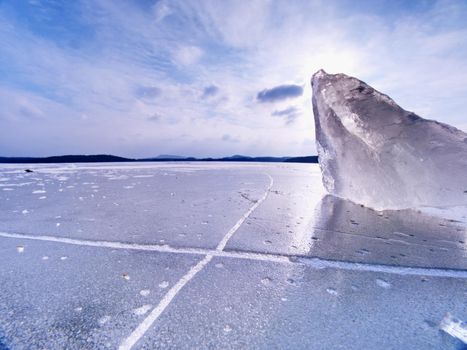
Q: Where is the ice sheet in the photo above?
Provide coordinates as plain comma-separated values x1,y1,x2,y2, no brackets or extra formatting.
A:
0,162,466,349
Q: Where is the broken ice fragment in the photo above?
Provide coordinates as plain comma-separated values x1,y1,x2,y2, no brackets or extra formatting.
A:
98,315,111,325
375,278,391,289
439,313,467,344
139,289,150,297
158,281,169,289
312,70,467,210
133,304,152,316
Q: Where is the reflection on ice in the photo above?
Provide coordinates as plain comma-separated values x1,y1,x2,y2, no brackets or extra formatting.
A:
311,195,467,269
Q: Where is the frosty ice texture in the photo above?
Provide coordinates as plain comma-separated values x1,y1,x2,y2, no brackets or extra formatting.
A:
312,69,467,210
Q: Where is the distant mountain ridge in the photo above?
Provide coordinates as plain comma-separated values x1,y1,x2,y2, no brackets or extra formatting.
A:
0,154,318,164
150,154,187,159
0,154,130,164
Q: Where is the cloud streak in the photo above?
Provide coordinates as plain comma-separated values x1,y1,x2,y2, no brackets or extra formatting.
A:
271,106,300,124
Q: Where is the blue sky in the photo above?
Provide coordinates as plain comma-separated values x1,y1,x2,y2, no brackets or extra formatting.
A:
1,0,467,158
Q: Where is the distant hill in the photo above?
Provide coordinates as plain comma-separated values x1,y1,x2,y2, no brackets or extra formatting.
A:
145,154,187,160
284,156,319,163
0,154,132,164
0,154,319,164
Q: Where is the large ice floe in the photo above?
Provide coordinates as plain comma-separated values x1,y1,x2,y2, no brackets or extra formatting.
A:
312,69,467,210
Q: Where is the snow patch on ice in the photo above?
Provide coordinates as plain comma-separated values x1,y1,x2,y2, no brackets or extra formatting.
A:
158,281,169,289
98,315,111,325
375,278,391,289
133,304,153,316
133,175,154,178
139,289,150,297
0,182,33,187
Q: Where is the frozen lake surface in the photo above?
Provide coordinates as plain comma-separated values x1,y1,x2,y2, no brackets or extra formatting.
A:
0,162,466,349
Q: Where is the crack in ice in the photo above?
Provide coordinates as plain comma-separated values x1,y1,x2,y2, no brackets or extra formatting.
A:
1,229,466,280
118,173,274,350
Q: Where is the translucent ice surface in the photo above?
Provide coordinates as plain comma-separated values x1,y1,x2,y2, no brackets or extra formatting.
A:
0,162,466,349
312,70,467,210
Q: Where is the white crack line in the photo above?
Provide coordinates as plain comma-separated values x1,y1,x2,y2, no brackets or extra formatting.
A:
118,173,274,350
296,257,467,279
119,254,214,350
2,230,467,279
2,229,466,279
0,231,288,264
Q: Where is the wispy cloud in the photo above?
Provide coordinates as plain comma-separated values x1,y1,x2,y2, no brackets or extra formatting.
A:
271,106,300,124
136,86,162,100
172,45,204,66
201,85,219,99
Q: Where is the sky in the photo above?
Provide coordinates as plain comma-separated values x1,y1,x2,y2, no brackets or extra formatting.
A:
1,0,467,158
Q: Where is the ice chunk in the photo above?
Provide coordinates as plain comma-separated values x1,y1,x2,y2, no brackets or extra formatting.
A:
98,315,111,325
312,69,467,210
158,280,169,289
139,289,150,297
439,313,467,344
133,304,152,316
375,278,391,289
